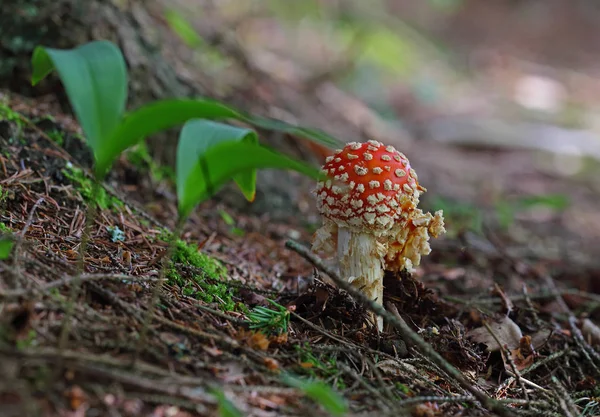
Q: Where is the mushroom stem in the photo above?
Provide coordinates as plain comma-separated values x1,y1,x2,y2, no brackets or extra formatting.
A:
337,227,385,331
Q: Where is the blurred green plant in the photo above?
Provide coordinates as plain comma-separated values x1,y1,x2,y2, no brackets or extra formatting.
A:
210,387,242,417
0,235,14,260
283,375,348,416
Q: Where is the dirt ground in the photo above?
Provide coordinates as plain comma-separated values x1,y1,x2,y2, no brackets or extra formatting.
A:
2,1,600,416
1,78,600,417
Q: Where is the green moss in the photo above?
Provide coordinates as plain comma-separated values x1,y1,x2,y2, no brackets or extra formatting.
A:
165,237,236,311
0,222,10,233
46,129,64,146
62,163,123,211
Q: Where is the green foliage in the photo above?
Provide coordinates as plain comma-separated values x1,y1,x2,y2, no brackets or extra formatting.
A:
0,236,14,260
430,196,483,235
284,375,348,416
0,222,10,233
177,120,258,206
178,139,322,218
164,237,236,311
46,129,65,146
165,9,203,48
31,40,337,215
210,388,242,417
247,301,290,335
32,41,127,165
125,142,175,182
62,164,123,210
218,209,245,237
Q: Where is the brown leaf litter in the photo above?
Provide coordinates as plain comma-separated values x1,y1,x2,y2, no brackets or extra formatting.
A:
1,98,600,416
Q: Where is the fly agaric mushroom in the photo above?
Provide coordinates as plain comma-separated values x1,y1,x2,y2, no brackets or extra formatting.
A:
312,140,445,330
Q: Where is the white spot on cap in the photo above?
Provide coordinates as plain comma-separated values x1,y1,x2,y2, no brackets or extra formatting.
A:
349,142,362,150
369,180,380,189
339,172,349,182
325,156,334,163
363,152,373,161
376,204,390,213
386,146,396,153
393,184,400,191
334,149,342,154
384,166,391,171
351,199,364,208
368,140,381,147
383,179,393,190
381,155,391,161
403,184,413,193
395,169,406,177
331,186,342,195
334,157,341,163
356,184,365,193
377,193,386,201
338,166,345,171
325,180,332,188
409,168,418,180
354,165,368,176
367,194,378,205
372,167,383,174
349,181,356,189
394,155,401,162
363,212,376,224
347,153,359,160
320,169,328,176
367,145,378,152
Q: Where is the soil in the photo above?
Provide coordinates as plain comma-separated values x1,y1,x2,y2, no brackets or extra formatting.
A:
1,79,600,417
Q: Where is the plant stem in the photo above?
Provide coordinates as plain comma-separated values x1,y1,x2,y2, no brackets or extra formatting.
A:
57,180,100,350
133,217,185,365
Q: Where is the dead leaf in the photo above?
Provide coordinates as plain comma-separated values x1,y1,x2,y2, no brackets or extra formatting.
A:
237,330,270,351
264,357,280,371
467,316,522,351
65,385,87,410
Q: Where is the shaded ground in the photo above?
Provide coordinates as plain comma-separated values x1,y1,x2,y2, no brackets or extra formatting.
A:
2,78,600,417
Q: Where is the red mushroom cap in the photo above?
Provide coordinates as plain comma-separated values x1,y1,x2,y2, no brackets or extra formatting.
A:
316,140,422,232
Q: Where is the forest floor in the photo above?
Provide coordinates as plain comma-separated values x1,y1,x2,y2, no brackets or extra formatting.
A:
1,86,600,417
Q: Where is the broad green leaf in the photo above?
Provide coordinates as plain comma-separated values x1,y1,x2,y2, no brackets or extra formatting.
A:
177,120,258,202
165,9,203,48
96,98,341,177
0,237,14,260
284,375,347,416
31,41,128,161
178,141,322,218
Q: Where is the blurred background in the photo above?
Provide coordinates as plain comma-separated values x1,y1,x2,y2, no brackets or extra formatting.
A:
2,0,599,272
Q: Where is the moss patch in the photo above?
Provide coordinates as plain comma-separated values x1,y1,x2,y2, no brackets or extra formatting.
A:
165,237,236,311
62,163,123,211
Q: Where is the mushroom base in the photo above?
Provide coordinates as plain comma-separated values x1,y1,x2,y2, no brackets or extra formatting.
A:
337,227,385,331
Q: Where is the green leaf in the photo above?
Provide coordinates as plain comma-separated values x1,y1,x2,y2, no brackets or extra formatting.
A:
210,388,242,417
177,120,258,203
96,98,341,177
165,9,203,48
284,375,347,416
31,41,128,163
0,236,14,260
178,140,322,218
517,194,569,211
